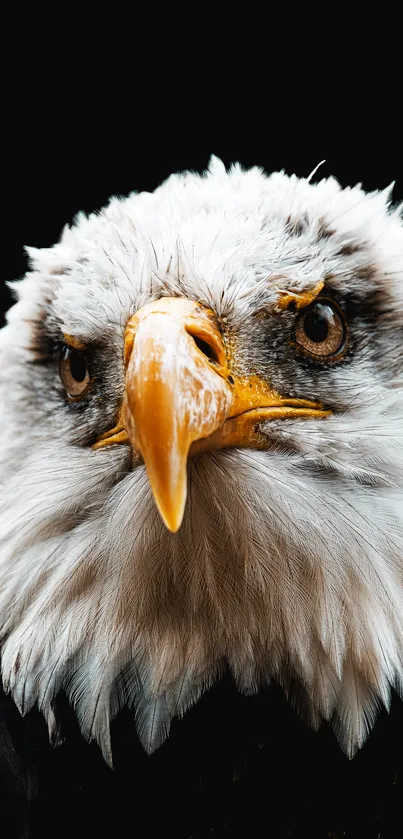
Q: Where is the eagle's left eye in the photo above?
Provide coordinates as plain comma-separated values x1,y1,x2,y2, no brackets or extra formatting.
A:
294,299,347,359
59,347,91,397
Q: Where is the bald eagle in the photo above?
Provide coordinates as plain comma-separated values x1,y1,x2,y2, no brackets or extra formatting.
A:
0,158,402,838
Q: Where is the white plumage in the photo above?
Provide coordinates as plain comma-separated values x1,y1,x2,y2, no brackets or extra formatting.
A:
0,156,402,764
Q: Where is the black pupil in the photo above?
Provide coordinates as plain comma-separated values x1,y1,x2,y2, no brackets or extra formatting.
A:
303,305,330,343
69,349,87,382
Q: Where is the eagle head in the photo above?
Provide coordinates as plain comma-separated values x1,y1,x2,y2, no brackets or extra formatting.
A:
0,157,402,762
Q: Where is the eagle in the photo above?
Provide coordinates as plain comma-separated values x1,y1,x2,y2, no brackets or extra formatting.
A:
0,157,402,838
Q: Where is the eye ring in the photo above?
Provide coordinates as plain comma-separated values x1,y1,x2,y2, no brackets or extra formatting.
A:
294,298,348,360
59,347,91,397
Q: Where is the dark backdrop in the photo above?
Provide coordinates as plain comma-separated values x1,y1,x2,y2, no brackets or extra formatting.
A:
1,68,403,839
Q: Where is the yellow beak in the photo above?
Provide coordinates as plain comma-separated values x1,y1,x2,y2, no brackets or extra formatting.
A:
94,297,330,532
123,298,232,531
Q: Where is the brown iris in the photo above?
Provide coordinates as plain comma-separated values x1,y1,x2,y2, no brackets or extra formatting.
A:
295,299,347,359
59,347,91,396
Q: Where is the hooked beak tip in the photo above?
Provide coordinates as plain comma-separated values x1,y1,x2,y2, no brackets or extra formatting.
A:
151,475,187,533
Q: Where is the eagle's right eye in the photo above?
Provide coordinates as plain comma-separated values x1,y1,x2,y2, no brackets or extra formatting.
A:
294,298,347,360
59,347,91,397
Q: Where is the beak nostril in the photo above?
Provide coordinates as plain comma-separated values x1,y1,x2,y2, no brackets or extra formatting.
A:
189,334,220,364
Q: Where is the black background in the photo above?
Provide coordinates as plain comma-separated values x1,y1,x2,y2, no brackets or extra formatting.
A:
1,38,403,839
